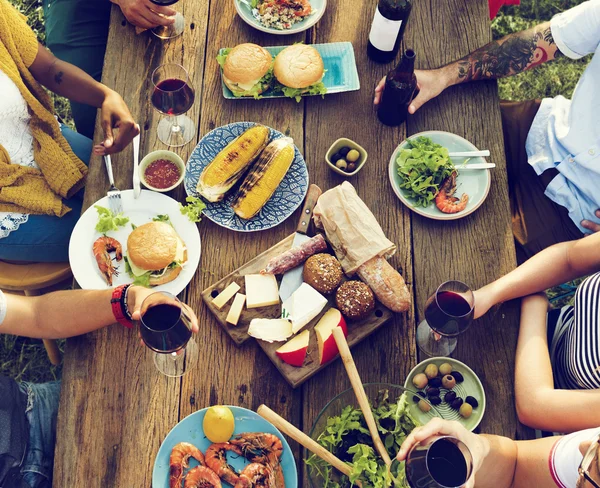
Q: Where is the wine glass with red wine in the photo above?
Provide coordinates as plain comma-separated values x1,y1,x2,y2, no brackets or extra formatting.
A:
150,0,185,40
405,436,473,488
416,281,474,357
138,291,198,377
151,63,196,147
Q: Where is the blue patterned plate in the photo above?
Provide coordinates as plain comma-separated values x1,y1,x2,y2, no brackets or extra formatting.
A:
219,42,360,100
185,122,308,232
152,406,298,487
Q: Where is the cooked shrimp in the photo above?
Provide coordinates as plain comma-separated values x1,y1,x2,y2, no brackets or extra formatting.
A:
234,463,271,488
92,236,122,285
230,433,283,464
205,443,242,485
276,0,311,16
170,442,206,488
184,466,222,488
435,171,469,214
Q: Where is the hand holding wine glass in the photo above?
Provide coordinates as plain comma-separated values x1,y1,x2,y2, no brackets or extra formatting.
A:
111,0,177,30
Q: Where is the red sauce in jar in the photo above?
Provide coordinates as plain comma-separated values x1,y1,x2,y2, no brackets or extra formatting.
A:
144,159,181,189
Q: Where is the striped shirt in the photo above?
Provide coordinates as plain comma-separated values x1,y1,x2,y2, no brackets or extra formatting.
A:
551,272,600,390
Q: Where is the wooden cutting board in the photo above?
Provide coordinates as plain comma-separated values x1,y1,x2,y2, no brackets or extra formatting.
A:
201,234,394,388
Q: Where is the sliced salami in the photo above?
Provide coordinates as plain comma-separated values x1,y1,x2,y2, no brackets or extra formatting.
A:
261,234,327,275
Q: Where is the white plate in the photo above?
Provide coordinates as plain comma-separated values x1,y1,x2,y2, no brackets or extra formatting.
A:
388,131,491,221
69,190,200,295
234,0,326,35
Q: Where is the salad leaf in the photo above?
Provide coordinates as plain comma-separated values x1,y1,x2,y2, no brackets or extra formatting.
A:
124,256,152,288
251,0,259,6
94,205,129,233
179,196,206,223
216,48,231,68
396,136,455,207
153,214,172,224
275,80,328,102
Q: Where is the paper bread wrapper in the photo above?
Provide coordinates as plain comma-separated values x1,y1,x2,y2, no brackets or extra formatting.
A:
313,182,396,275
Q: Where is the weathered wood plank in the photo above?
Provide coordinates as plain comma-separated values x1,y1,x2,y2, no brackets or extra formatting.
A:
406,0,533,439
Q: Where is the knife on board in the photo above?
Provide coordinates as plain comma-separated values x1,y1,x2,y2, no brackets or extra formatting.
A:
278,184,322,302
133,132,141,199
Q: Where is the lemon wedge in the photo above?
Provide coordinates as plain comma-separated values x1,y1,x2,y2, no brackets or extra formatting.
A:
203,406,235,443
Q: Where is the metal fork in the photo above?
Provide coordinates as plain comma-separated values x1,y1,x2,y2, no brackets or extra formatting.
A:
103,155,123,214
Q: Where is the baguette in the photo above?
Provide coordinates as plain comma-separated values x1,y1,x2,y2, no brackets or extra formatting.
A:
357,256,410,313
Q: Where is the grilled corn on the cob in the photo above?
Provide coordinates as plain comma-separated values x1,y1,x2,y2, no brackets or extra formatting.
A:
197,125,269,202
232,137,295,220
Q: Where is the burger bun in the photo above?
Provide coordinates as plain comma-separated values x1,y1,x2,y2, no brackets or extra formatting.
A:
274,44,324,89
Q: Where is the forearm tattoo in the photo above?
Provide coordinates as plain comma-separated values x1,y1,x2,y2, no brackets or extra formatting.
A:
456,25,560,82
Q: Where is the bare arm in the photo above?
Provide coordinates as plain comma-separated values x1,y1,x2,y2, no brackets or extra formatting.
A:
474,233,600,318
29,43,139,154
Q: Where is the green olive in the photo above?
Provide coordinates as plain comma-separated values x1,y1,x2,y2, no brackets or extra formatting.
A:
412,373,428,389
346,149,360,162
424,364,439,379
439,363,453,376
335,159,348,170
459,403,473,418
418,399,431,413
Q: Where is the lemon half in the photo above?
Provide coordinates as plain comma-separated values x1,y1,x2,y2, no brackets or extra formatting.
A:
203,406,235,443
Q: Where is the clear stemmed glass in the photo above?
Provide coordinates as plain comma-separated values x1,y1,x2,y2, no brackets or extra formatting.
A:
416,280,474,357
150,0,185,40
150,63,196,147
138,291,198,377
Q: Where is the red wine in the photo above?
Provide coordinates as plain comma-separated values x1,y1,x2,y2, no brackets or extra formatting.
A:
424,291,473,337
140,303,192,354
428,439,469,486
151,78,195,116
367,0,412,63
150,0,179,5
377,49,417,126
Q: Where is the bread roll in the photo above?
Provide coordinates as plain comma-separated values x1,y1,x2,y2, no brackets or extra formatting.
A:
357,256,410,313
303,253,343,294
336,281,375,320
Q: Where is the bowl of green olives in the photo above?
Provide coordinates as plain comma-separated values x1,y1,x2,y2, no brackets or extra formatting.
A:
404,357,486,432
325,138,368,177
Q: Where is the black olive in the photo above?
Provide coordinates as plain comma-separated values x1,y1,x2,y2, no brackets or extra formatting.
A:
465,396,479,408
444,391,457,404
428,377,442,388
451,398,464,410
427,388,440,398
412,391,427,403
429,396,442,406
339,146,351,157
451,371,465,383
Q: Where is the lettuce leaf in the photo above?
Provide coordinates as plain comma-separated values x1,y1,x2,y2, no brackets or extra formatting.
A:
230,70,274,100
153,214,172,225
216,48,231,68
251,0,259,6
94,205,129,233
275,80,327,102
179,196,206,223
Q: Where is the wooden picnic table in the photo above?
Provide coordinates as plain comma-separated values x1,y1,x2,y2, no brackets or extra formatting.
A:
53,0,533,486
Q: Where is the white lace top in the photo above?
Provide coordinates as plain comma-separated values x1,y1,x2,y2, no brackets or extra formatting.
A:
0,69,37,238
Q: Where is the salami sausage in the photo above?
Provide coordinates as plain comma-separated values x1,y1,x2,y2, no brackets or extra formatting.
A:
261,234,327,275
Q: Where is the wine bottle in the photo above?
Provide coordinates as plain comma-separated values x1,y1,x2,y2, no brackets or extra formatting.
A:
367,0,412,63
377,49,417,127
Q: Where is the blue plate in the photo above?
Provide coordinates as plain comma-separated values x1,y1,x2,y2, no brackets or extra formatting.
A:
185,122,308,232
219,42,360,100
152,406,298,488
234,0,326,35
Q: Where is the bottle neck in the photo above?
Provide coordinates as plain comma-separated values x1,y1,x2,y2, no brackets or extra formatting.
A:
394,49,416,74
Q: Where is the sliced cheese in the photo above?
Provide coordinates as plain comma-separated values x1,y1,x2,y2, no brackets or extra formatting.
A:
127,255,149,277
223,75,261,92
282,283,328,334
247,318,293,343
212,282,241,310
245,274,280,309
226,293,246,326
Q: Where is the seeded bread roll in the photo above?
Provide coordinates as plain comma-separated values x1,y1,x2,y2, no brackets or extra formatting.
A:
303,253,343,294
336,281,375,320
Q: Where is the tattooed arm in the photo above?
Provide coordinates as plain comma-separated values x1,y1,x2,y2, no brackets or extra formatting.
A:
374,22,562,112
29,42,139,155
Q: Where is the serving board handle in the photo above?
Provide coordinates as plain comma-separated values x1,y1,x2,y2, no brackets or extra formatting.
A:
296,184,322,234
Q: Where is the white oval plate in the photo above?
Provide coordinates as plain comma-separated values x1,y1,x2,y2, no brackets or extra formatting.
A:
69,190,200,295
388,131,491,221
234,0,326,35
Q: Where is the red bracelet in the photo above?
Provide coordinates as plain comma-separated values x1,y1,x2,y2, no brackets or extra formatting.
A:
111,285,133,329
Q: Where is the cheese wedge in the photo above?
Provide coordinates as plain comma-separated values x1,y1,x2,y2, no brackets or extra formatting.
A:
248,318,293,343
282,283,328,334
212,282,241,310
245,274,280,309
226,293,246,326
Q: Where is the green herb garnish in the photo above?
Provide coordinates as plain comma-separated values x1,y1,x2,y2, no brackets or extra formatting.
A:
179,196,206,223
94,205,129,233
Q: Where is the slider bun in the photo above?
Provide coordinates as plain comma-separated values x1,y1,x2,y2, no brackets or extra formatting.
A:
127,222,179,271
149,249,188,285
274,44,324,89
223,43,273,85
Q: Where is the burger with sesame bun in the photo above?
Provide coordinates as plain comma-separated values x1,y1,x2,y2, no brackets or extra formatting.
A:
217,43,274,99
273,44,327,101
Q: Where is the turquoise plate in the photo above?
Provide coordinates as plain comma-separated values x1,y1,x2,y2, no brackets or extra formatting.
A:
388,131,491,221
152,406,298,487
234,0,326,35
219,42,360,100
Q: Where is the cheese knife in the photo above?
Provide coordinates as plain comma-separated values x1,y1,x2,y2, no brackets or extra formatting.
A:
132,131,141,199
278,184,322,303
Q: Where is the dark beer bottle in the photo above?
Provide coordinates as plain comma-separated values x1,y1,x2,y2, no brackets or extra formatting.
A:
377,49,417,127
367,0,412,63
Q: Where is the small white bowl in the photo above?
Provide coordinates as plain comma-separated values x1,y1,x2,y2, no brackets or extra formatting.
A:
139,150,185,193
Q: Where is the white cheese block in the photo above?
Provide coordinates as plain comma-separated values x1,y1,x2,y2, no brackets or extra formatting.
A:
226,293,246,326
282,283,328,334
245,274,280,309
247,318,293,343
212,282,241,310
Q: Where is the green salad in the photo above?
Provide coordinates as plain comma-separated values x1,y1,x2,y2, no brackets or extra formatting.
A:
306,390,419,488
396,137,455,207
94,205,129,233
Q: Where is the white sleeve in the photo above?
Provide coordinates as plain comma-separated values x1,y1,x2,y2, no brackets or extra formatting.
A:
551,0,600,59
551,427,600,488
0,290,6,325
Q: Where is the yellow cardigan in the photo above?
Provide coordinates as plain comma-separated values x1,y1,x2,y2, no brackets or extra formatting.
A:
0,0,88,216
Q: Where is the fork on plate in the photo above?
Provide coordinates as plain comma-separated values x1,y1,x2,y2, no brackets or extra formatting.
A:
103,155,123,214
